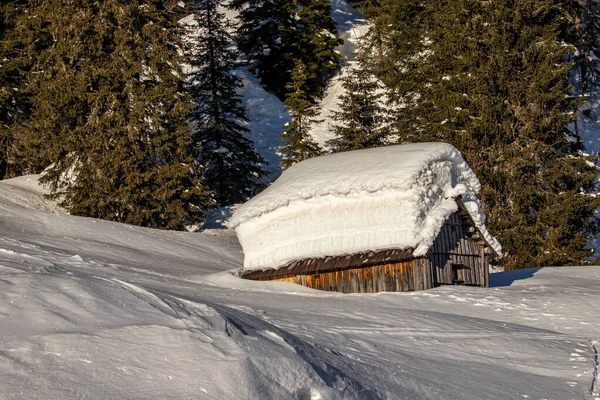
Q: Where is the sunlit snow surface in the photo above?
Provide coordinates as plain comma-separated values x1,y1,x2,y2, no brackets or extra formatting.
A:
0,177,599,400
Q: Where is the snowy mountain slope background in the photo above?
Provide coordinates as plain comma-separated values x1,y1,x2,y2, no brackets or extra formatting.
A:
1,166,600,399
580,96,600,255
180,9,290,179
182,0,370,179
308,0,370,147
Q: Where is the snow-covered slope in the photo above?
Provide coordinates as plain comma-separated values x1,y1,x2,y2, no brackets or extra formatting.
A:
578,96,600,256
309,0,370,147
0,174,64,213
234,66,290,175
0,176,598,399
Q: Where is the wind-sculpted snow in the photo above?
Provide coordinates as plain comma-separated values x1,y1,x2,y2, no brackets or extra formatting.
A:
231,143,501,271
0,176,599,399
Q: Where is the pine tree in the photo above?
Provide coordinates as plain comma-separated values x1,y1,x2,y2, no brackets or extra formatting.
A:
327,50,389,152
280,61,323,169
567,0,600,125
230,0,294,99
294,0,342,98
20,0,210,229
364,0,600,268
230,0,341,100
186,0,267,206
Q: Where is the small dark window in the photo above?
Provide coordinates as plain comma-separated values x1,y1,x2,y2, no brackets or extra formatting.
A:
451,263,466,285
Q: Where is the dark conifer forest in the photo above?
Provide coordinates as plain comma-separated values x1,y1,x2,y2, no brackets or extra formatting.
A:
1,0,600,269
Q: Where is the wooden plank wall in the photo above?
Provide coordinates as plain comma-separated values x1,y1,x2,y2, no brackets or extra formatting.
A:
426,213,487,287
271,260,433,293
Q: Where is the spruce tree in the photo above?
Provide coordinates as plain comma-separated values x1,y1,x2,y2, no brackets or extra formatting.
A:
364,0,600,268
20,0,209,229
230,0,341,100
186,0,267,206
0,0,30,179
280,61,323,169
327,50,389,152
569,0,600,125
294,0,342,98
560,0,600,95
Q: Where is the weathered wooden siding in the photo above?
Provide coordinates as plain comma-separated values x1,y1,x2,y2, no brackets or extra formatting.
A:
426,212,487,287
272,260,422,293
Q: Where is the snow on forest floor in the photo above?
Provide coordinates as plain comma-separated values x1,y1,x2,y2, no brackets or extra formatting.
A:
180,12,290,180
309,0,370,148
578,95,600,257
0,176,599,400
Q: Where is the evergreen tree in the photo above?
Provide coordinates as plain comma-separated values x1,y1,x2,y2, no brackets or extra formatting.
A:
294,0,342,97
20,0,209,229
561,0,600,95
568,0,600,126
360,0,432,142
364,0,600,268
280,61,323,169
0,0,30,179
327,50,389,152
230,0,341,100
186,0,267,206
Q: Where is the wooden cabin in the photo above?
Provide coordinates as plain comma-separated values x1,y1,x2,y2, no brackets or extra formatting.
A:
230,143,501,293
241,198,498,293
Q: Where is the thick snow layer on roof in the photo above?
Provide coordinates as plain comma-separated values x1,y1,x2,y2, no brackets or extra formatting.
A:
230,143,502,271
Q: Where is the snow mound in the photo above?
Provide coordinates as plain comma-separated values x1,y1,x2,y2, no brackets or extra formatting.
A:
230,143,501,271
0,174,65,213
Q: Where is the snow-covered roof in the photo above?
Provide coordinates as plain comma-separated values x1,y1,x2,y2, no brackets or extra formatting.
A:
230,143,501,271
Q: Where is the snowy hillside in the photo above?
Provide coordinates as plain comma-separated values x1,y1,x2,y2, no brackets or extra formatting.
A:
180,12,290,179
1,176,599,399
308,0,370,147
184,0,369,169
